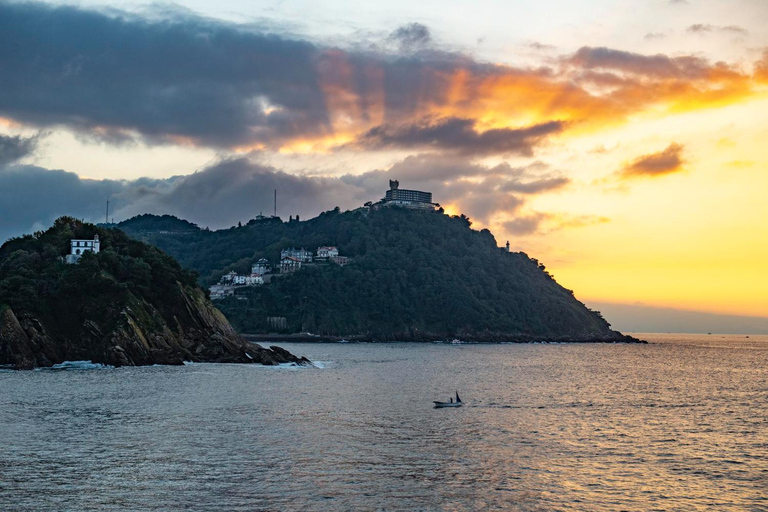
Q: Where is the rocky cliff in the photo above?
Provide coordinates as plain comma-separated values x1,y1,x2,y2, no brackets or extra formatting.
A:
0,217,309,370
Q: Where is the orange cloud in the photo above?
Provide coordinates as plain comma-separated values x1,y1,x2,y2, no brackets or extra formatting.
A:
305,46,763,156
618,143,685,179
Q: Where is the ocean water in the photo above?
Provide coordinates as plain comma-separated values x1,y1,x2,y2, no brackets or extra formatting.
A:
1,334,766,511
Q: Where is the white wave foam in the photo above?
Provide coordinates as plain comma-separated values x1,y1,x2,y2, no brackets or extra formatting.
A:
47,361,113,370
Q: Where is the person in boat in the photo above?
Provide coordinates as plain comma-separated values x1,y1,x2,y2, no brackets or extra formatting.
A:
449,398,453,403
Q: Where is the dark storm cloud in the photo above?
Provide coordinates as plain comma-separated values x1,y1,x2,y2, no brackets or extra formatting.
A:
618,143,685,179
0,165,128,241
0,155,570,242
348,117,564,157
0,1,326,148
0,133,43,165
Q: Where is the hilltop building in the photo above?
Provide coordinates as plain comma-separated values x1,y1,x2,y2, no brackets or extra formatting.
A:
375,180,438,210
65,235,100,264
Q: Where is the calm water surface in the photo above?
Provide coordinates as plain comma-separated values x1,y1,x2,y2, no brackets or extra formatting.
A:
1,334,767,511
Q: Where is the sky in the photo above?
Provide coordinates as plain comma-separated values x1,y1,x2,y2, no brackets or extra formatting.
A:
1,0,767,320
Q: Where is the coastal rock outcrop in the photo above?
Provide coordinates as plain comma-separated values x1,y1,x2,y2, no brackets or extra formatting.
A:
0,217,310,370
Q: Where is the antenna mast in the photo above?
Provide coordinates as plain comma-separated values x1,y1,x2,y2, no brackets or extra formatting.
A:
274,189,277,217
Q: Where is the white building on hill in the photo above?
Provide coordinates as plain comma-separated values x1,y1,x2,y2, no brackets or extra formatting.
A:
65,235,100,264
252,258,270,275
280,256,302,273
316,246,339,259
280,247,313,262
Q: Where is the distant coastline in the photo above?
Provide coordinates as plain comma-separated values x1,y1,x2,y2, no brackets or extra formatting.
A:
243,333,647,344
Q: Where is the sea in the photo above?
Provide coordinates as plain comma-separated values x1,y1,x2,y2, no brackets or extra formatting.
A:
1,333,766,511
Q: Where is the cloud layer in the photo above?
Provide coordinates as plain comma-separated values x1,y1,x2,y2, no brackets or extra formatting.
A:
0,133,42,165
0,2,763,156
0,155,571,243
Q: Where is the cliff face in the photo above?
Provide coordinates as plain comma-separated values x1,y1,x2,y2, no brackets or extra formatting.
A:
0,217,309,370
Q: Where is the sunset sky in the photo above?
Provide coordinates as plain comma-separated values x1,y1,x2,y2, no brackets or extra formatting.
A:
1,0,767,318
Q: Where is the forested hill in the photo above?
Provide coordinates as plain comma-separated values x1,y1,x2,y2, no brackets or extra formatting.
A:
0,217,308,369
118,209,637,343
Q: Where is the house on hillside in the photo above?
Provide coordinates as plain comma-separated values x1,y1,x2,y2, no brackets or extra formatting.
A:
220,271,238,284
65,235,100,264
330,255,350,266
280,256,303,273
252,258,270,275
316,246,339,259
280,247,313,263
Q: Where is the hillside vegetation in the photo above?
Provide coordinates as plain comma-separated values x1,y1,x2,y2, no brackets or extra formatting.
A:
0,217,308,369
119,209,634,342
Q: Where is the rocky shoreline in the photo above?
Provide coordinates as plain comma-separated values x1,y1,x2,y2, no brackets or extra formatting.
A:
1,296,311,371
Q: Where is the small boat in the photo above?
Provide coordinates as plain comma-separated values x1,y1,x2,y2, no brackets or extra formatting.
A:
434,391,463,408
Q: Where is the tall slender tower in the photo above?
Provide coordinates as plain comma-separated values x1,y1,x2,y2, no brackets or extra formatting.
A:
274,189,277,217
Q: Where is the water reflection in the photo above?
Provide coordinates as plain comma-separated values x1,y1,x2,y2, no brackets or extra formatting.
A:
1,335,766,511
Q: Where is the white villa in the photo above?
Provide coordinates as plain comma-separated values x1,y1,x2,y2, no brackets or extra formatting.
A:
316,246,339,259
65,235,100,264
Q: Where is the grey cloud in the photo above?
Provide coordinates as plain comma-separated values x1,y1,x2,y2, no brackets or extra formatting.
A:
527,42,556,51
0,159,366,243
567,46,715,79
501,176,570,194
0,165,126,241
504,212,609,236
348,117,564,157
504,214,548,236
0,154,570,242
0,1,326,148
0,133,43,165
342,154,566,222
687,24,748,35
389,23,431,48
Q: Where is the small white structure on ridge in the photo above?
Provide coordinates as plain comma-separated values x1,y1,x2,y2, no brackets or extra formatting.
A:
65,235,100,264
